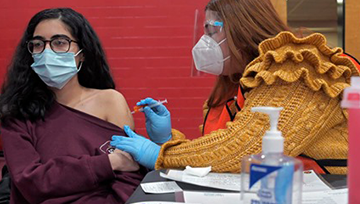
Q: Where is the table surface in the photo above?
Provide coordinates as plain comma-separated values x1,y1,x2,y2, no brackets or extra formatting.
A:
125,170,347,204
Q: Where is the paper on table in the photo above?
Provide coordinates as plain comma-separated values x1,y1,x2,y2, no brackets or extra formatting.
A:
302,170,332,192
140,181,183,194
182,191,242,204
182,189,348,204
302,188,348,204
160,170,241,191
131,202,200,204
184,166,211,177
161,169,331,192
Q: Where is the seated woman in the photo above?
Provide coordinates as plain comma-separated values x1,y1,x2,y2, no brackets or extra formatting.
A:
0,8,146,204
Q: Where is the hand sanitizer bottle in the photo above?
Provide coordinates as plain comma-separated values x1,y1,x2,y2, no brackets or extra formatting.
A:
241,107,303,204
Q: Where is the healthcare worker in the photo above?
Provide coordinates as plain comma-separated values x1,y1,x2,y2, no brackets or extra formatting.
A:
112,0,359,174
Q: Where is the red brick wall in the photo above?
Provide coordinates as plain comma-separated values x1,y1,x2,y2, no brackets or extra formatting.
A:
0,0,215,145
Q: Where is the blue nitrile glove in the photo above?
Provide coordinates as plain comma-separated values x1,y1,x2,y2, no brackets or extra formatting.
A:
110,125,160,169
138,97,172,144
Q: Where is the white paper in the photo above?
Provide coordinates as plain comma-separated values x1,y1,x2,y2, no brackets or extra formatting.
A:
131,202,200,204
184,166,211,177
183,191,242,204
161,169,331,193
302,188,348,204
160,170,241,191
182,189,348,204
302,170,332,192
140,181,183,194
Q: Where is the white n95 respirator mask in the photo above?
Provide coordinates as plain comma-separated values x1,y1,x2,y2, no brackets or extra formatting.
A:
192,35,230,75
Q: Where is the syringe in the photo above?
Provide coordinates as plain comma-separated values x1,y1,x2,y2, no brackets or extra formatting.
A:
131,99,168,114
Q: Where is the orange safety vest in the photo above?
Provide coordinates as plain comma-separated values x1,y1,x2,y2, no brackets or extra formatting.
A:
202,53,359,174
342,52,360,71
202,87,245,136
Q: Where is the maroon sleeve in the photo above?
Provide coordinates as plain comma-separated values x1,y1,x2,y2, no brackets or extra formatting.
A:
1,119,115,203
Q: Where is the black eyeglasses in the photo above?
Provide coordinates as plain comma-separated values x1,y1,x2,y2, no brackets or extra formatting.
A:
27,37,78,54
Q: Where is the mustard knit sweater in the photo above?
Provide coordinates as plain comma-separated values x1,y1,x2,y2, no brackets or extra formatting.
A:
155,31,360,174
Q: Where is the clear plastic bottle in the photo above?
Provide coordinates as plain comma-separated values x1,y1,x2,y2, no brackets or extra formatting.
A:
240,107,303,204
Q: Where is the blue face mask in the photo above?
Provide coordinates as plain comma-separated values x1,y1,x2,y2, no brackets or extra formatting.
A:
31,49,83,89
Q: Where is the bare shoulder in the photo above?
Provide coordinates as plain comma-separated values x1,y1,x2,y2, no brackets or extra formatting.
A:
94,89,135,129
99,89,127,104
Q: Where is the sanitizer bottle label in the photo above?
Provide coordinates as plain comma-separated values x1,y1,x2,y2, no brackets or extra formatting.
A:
249,163,294,204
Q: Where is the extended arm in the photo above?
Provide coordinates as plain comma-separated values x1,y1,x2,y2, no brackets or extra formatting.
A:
155,32,359,173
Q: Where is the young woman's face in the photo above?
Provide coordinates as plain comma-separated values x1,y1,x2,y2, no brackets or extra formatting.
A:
204,10,231,75
32,19,84,64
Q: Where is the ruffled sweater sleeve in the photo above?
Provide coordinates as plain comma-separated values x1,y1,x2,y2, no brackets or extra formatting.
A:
155,32,359,174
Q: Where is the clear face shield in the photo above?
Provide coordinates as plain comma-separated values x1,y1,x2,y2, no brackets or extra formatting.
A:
192,18,230,75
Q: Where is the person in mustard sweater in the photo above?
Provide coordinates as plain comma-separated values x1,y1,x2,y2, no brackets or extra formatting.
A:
111,0,360,174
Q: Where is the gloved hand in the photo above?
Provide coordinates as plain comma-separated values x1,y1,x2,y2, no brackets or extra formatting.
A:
138,97,172,144
110,125,160,170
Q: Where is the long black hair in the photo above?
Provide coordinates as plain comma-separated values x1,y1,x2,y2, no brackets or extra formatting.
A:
0,8,115,123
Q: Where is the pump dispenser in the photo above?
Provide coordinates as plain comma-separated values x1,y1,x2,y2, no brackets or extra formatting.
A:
240,107,303,204
252,107,284,154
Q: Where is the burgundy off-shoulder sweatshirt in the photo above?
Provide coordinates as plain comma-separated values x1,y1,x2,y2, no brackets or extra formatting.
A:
1,102,147,204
